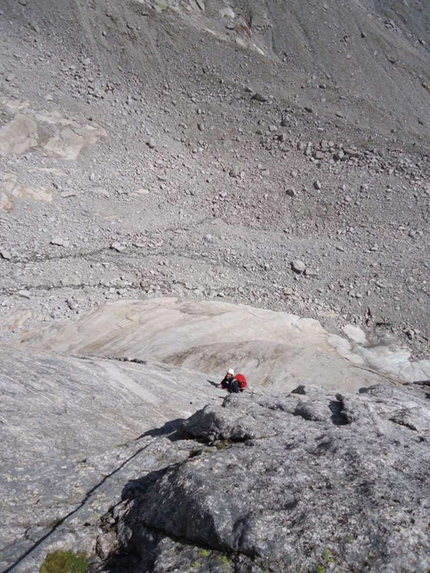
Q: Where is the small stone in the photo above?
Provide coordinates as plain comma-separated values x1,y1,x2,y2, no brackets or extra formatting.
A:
89,172,96,181
333,151,344,161
291,260,306,273
61,276,82,287
111,242,126,253
93,187,110,197
147,138,156,149
155,0,169,11
305,268,318,278
314,180,322,190
28,21,40,33
229,166,240,178
285,188,297,197
50,237,65,247
268,125,277,132
16,290,30,299
0,250,12,260
45,95,54,102
96,532,117,560
197,123,204,131
251,92,268,103
66,298,77,311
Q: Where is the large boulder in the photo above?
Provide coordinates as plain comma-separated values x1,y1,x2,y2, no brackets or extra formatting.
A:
113,383,430,572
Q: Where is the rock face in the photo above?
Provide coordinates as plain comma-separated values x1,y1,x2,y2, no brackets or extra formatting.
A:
19,298,430,391
1,338,429,572
112,383,430,573
1,0,430,360
0,345,217,573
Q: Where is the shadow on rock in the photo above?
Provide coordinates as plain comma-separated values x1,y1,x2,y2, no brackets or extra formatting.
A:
99,467,177,573
139,418,186,441
328,399,349,425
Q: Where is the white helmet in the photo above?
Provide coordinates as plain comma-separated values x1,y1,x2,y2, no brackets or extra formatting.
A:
227,368,235,375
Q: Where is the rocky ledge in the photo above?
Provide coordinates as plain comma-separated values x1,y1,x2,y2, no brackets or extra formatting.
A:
106,382,430,573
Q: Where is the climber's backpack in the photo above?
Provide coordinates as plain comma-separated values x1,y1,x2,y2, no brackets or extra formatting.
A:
235,373,247,391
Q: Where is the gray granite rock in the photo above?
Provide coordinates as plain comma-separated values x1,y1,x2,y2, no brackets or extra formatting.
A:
0,345,216,573
113,383,430,572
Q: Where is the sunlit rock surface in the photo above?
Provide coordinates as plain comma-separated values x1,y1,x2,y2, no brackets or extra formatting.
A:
20,298,430,391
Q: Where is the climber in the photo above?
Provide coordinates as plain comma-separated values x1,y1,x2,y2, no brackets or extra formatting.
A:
217,368,239,393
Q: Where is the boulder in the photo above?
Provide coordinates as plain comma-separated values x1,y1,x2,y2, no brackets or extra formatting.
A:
115,383,430,572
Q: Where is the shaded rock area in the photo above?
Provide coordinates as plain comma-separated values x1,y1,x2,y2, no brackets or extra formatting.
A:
105,384,430,573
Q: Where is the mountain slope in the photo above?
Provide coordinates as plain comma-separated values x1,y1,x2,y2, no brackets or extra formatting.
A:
1,0,430,357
